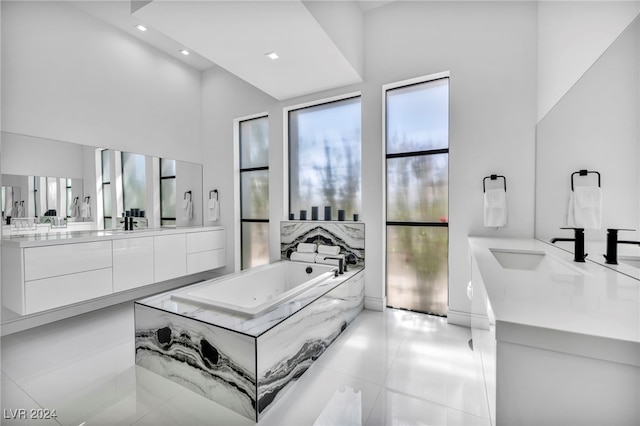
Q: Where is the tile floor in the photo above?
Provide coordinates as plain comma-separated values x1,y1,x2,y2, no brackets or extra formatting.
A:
1,303,490,425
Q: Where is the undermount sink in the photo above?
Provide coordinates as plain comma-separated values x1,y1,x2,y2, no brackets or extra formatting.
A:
490,248,584,276
618,256,640,269
490,248,545,270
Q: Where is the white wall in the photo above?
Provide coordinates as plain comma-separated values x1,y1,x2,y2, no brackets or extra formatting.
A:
365,1,537,322
1,133,84,179
537,1,640,121
536,17,639,244
1,0,203,163
203,1,537,322
201,66,277,274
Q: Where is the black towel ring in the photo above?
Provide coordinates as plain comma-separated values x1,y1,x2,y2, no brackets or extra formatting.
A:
483,174,506,192
184,191,192,200
571,169,601,191
209,189,218,200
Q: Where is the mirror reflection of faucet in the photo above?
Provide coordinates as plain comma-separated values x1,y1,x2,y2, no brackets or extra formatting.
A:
604,228,640,265
550,227,587,262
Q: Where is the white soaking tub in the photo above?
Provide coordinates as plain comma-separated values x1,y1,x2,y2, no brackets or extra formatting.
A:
171,261,337,317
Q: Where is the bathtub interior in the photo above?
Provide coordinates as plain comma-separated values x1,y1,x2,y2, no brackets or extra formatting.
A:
170,262,336,315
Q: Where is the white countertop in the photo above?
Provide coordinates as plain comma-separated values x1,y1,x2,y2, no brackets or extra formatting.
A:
548,239,640,281
1,226,224,248
469,237,640,366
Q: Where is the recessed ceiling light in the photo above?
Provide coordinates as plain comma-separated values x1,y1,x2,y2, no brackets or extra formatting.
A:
265,51,279,60
179,49,190,56
135,24,147,32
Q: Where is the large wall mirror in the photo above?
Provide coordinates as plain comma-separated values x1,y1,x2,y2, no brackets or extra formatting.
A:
535,15,640,279
1,132,204,234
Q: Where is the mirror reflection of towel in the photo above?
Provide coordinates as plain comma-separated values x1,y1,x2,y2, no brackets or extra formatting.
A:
183,199,193,220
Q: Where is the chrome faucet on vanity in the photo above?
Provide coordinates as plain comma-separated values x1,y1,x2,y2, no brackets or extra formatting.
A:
604,228,640,265
550,227,587,262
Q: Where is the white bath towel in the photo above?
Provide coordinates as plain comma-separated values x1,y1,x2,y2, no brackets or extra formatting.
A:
484,188,507,227
297,243,317,253
182,199,193,221
208,198,220,222
317,245,340,255
315,253,345,267
290,252,318,263
568,186,602,229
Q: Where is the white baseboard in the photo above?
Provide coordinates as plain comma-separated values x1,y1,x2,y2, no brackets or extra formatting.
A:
447,309,472,327
364,296,386,311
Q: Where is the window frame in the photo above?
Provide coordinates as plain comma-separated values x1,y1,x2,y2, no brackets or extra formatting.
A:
284,91,362,219
159,158,177,226
238,114,270,270
383,73,450,317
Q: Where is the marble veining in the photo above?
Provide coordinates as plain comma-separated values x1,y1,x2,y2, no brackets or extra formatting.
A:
135,305,257,419
280,222,365,266
256,272,364,419
135,270,364,422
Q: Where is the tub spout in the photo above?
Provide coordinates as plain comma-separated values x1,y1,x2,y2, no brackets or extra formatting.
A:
323,256,344,274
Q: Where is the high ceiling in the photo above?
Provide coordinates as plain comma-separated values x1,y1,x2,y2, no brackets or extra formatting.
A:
71,1,397,100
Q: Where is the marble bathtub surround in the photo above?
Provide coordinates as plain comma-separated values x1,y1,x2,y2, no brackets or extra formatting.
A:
135,269,364,421
280,221,365,267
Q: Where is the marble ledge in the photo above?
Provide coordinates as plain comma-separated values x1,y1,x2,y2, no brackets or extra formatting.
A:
136,265,364,339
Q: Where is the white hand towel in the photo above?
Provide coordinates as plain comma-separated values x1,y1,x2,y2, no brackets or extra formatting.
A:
317,245,340,255
208,198,220,222
297,243,317,253
290,252,318,263
10,203,18,218
17,204,24,218
569,187,602,229
484,188,507,227
183,200,193,221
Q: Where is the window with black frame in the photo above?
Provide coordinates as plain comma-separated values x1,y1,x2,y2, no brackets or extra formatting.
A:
288,96,361,221
239,116,269,269
385,77,449,316
101,149,112,229
160,158,176,226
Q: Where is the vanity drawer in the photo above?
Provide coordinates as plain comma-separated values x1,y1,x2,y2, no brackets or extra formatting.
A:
187,248,225,274
25,268,112,314
186,230,225,254
24,241,112,281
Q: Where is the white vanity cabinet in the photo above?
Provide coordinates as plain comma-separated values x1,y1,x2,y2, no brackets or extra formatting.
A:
7,241,113,315
186,230,225,274
1,227,226,317
154,234,187,282
469,237,640,425
113,237,155,292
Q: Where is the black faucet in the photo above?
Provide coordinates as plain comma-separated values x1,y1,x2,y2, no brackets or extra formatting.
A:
550,227,587,262
323,256,344,275
604,228,640,265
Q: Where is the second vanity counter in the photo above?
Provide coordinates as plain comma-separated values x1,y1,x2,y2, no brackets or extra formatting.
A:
469,237,640,425
469,237,639,359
